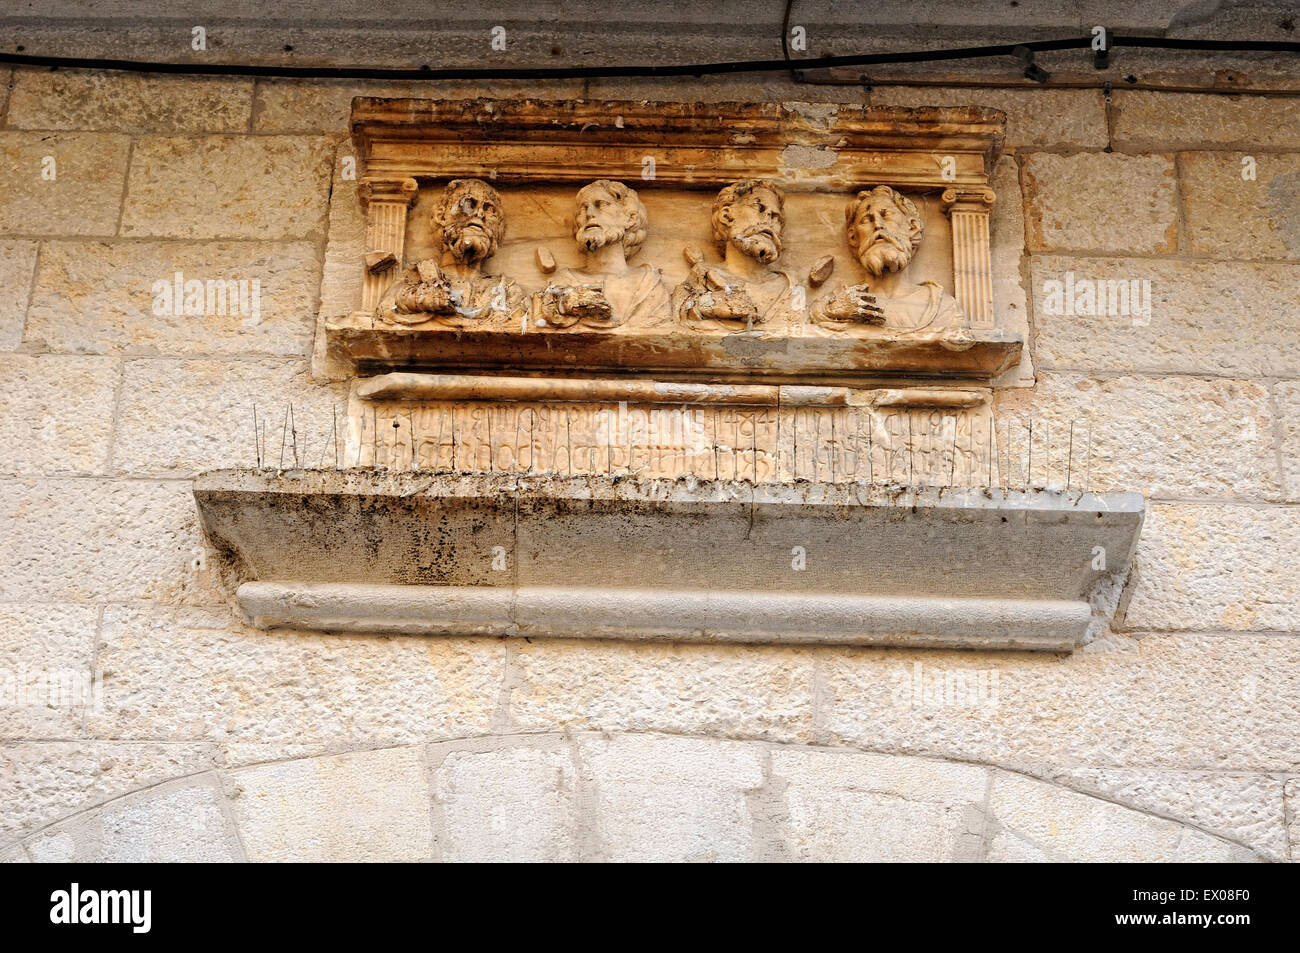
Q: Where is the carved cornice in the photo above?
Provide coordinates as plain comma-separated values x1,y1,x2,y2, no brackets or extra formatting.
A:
351,98,1006,189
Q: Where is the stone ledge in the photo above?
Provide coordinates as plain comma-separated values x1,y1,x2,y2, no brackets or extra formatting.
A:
237,581,1093,651
194,470,1144,652
325,315,1024,387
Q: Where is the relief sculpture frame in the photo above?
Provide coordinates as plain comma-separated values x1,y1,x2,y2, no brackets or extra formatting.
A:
319,97,1023,391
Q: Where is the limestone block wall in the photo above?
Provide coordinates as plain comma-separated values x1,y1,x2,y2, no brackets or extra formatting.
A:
0,66,1297,862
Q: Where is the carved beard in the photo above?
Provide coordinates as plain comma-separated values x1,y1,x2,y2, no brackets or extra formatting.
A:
732,224,782,264
857,228,915,277
577,221,625,253
443,221,495,263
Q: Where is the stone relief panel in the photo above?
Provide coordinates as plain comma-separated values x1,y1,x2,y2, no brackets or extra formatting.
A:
367,179,964,337
322,99,1020,390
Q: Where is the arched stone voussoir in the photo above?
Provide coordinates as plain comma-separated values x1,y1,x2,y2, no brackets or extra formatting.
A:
18,733,1265,863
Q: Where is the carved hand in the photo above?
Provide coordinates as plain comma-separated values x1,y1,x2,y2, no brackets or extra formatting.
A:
696,284,759,322
393,260,459,315
395,280,456,315
539,284,613,327
559,285,614,322
824,284,885,324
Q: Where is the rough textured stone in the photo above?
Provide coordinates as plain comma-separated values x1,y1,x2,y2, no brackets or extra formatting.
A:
121,136,333,240
1287,778,1299,861
1029,256,1300,378
1022,153,1178,253
773,749,988,862
0,479,223,605
818,633,1300,773
1181,152,1300,260
994,373,1280,500
432,740,578,862
215,742,341,770
1277,381,1300,502
0,355,118,476
1113,91,1300,151
1,71,1297,863
254,78,586,132
24,240,321,356
116,359,346,476
509,638,815,743
871,86,1106,149
0,241,38,350
990,155,1032,383
0,132,130,236
1048,767,1289,861
0,741,218,841
25,778,241,862
987,771,1254,861
313,140,364,380
8,69,254,134
586,77,866,105
0,605,99,739
88,606,506,744
224,745,433,862
577,734,763,862
1125,503,1300,632
0,844,27,862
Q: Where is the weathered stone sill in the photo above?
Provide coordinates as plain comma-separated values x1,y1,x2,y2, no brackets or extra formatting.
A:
193,470,1144,652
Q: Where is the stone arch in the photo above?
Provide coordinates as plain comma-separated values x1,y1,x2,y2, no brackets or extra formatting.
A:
7,733,1263,862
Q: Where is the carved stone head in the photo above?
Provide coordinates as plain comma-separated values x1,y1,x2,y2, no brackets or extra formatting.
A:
433,178,507,264
711,179,785,265
845,186,925,277
574,179,649,257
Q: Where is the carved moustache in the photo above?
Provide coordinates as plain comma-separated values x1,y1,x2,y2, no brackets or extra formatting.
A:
734,223,782,263
577,220,622,252
445,219,494,260
863,228,912,255
857,227,914,275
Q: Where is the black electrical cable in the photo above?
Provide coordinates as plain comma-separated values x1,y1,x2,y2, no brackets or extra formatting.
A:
781,0,797,82
0,35,1294,81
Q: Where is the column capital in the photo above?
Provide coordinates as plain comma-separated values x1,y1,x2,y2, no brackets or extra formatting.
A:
359,176,419,208
941,187,997,212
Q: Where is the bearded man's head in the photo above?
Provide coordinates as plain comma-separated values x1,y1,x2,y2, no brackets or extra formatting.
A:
711,179,786,265
434,179,506,264
845,186,924,277
573,179,649,256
